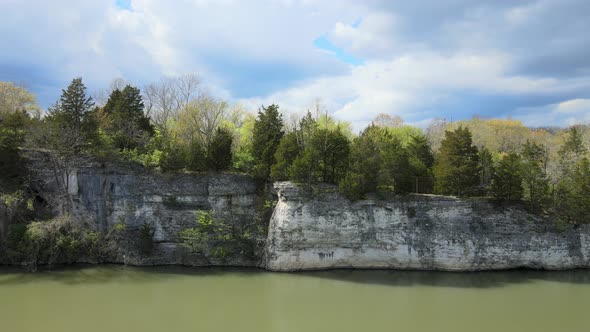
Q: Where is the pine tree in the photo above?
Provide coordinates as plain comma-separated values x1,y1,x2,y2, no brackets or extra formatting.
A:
271,132,302,181
206,127,233,171
521,141,550,211
407,133,434,176
251,104,284,182
554,157,590,224
290,128,350,185
339,126,382,199
491,153,523,201
559,126,588,176
433,126,479,196
47,77,98,154
103,85,153,150
477,147,494,196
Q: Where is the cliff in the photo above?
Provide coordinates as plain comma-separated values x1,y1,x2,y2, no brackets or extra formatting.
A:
22,150,260,266
265,182,590,271
10,152,590,271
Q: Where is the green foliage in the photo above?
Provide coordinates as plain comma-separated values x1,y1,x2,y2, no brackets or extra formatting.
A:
0,110,29,190
179,210,260,261
554,157,590,224
252,104,284,182
407,133,434,177
206,127,233,171
102,85,154,151
271,132,301,181
46,78,99,155
14,216,115,266
491,153,523,201
433,126,480,196
521,141,550,211
477,147,495,196
290,128,351,186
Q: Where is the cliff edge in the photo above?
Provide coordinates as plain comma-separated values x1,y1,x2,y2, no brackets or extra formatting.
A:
265,182,590,271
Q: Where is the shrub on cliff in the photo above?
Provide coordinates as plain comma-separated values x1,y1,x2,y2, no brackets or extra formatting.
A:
179,210,261,261
12,216,120,267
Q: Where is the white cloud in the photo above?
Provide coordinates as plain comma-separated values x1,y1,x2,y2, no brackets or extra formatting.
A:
515,99,590,127
240,51,590,130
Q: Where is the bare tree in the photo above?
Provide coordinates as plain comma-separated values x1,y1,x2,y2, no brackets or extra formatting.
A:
143,74,202,134
0,82,39,116
92,77,129,107
373,113,404,128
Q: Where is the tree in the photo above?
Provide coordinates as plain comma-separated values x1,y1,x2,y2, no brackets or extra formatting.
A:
491,153,523,201
143,73,201,134
46,77,98,154
271,132,301,181
0,82,39,116
339,126,382,199
252,104,284,182
521,141,550,211
339,125,409,198
559,126,588,176
373,113,404,128
102,85,153,151
477,147,494,196
206,127,233,171
433,126,479,196
0,110,29,191
290,128,350,186
554,157,590,224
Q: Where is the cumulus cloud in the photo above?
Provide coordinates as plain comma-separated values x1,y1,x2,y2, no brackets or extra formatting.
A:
515,99,590,127
0,0,589,128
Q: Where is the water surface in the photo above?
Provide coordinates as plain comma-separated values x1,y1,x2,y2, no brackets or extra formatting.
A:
1,266,589,332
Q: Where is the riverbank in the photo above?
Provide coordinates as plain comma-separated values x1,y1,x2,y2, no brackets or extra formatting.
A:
2,152,589,272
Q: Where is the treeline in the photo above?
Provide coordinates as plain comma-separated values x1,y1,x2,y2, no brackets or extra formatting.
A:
1,77,589,226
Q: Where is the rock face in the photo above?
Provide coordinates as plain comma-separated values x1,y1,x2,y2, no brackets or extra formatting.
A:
265,182,590,271
24,150,259,266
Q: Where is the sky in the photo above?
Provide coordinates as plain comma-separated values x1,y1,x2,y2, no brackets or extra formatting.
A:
1,0,589,130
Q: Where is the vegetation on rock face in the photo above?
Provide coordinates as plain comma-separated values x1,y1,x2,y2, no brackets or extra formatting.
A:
1,74,590,267
2,216,121,268
179,210,261,262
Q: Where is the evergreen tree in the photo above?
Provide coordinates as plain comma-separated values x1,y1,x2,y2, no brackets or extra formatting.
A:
103,85,153,151
521,141,550,211
251,104,284,182
271,132,302,181
0,110,29,190
339,125,408,198
407,133,434,193
407,133,434,176
554,157,590,224
206,127,233,171
339,126,382,199
433,126,480,196
491,153,523,201
559,126,588,176
477,147,494,196
46,77,98,154
290,128,350,185
379,132,412,193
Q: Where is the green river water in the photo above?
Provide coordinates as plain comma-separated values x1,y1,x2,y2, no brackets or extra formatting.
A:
1,266,589,332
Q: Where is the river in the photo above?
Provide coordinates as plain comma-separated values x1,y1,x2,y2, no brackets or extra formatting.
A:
1,266,589,332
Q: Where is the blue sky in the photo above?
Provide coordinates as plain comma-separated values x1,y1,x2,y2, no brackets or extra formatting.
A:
1,0,589,129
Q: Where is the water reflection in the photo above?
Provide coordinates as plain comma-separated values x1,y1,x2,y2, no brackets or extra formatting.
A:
1,265,590,288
